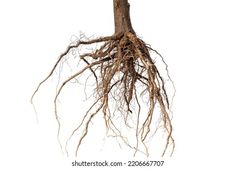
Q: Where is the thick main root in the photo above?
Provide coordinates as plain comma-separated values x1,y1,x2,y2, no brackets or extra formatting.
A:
32,32,175,157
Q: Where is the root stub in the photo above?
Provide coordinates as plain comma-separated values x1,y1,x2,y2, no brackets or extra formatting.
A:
32,31,175,157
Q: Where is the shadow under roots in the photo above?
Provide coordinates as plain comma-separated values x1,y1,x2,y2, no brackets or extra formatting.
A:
31,31,175,157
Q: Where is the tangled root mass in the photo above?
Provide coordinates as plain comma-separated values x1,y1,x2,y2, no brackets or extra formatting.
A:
31,31,175,157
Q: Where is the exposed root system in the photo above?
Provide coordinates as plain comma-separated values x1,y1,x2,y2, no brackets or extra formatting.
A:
31,31,175,157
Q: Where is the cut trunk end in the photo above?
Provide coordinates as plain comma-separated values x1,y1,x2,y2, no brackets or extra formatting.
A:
113,0,135,34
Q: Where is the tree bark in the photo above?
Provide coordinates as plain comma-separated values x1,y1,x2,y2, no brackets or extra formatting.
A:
113,0,135,34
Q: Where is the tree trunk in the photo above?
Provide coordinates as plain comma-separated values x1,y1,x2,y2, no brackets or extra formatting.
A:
113,0,135,34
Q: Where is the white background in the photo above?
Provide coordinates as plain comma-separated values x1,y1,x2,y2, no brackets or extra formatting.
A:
0,0,235,168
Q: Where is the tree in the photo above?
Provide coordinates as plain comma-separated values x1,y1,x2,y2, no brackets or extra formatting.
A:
32,0,175,157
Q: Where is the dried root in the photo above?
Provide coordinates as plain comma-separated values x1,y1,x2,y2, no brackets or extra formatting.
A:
31,31,175,157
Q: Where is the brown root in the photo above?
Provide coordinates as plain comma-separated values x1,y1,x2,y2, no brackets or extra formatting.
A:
32,31,175,157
